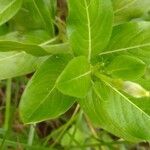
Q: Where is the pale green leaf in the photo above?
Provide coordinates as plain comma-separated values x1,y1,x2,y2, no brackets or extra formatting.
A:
0,30,71,56
56,56,91,98
112,0,150,25
133,79,150,115
67,0,113,60
19,55,75,124
106,55,146,80
122,81,149,98
0,0,22,25
0,52,46,80
0,40,72,56
0,40,48,56
0,30,51,44
80,81,150,142
43,43,72,55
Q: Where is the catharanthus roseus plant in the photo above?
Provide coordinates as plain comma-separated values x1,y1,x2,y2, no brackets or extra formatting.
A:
0,0,150,145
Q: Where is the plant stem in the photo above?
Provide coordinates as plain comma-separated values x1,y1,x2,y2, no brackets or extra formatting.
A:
50,104,80,148
43,113,78,146
4,79,12,131
27,124,36,148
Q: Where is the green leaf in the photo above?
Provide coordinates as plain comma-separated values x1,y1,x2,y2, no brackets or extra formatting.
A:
0,40,73,56
9,0,54,34
133,79,150,115
48,0,56,20
130,97,150,116
0,52,46,80
100,21,150,65
112,0,150,25
19,55,75,124
0,40,48,56
43,43,72,55
31,0,54,35
80,81,150,142
0,30,72,56
106,55,146,80
0,24,8,35
67,0,113,60
10,1,44,31
0,30,51,44
0,0,22,26
56,56,91,98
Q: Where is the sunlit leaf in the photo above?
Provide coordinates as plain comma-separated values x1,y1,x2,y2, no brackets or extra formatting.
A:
0,52,46,80
0,0,22,25
67,0,113,60
57,56,91,98
80,81,150,142
19,55,75,123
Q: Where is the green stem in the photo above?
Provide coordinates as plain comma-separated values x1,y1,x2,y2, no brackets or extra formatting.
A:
27,124,36,148
43,112,78,146
4,79,12,131
50,104,80,148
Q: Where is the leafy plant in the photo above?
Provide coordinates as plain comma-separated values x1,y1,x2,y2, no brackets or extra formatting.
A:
0,0,150,144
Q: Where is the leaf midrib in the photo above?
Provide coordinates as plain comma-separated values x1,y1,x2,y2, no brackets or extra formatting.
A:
84,0,92,61
0,52,23,62
108,65,144,74
27,69,91,118
26,85,56,119
99,42,150,56
92,82,133,139
102,80,150,120
0,0,17,14
57,71,91,85
32,0,48,30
